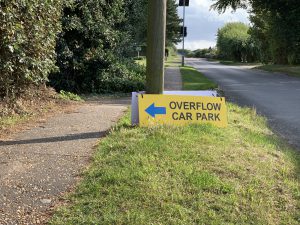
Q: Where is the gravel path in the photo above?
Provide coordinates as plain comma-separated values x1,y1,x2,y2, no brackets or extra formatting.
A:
0,98,130,224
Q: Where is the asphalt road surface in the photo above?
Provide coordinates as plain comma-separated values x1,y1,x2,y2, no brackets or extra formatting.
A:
186,58,300,149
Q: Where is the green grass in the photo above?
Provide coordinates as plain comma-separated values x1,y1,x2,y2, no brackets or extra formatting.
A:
181,66,218,90
165,54,181,67
82,93,131,99
49,65,300,225
135,54,181,68
50,107,300,225
255,64,300,77
0,114,31,130
220,60,261,66
59,90,84,101
135,57,146,67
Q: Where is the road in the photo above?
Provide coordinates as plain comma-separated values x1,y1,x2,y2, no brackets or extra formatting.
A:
186,58,300,149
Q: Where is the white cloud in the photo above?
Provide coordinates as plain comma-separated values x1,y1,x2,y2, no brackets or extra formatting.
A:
191,0,249,23
176,0,250,50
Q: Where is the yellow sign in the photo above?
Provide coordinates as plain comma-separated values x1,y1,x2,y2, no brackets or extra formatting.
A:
138,94,228,127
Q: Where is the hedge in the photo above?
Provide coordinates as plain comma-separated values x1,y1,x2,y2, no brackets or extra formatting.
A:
0,0,64,99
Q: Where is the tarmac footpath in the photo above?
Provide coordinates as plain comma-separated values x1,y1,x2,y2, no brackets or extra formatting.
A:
0,98,130,224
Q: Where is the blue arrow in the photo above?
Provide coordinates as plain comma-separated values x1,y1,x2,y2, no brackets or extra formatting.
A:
145,103,166,118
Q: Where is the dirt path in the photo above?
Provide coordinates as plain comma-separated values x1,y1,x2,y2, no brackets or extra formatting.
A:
0,97,130,224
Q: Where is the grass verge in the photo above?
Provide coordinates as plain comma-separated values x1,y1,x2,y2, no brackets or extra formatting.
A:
165,54,181,67
135,57,146,67
255,64,300,77
220,60,261,67
50,66,300,224
0,114,31,132
135,54,181,68
181,66,218,90
50,108,300,225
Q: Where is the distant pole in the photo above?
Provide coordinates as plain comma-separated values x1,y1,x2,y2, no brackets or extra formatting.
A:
146,0,167,94
181,0,186,67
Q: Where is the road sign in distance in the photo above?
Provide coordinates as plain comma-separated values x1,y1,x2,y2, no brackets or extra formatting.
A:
180,26,187,37
179,0,189,6
138,94,228,127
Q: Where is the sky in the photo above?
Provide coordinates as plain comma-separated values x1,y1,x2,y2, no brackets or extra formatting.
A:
176,0,250,50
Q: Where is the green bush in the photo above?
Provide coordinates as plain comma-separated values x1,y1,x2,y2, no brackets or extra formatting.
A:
133,56,146,61
0,0,64,99
49,0,145,94
59,90,83,101
78,60,145,94
96,61,145,93
217,22,258,62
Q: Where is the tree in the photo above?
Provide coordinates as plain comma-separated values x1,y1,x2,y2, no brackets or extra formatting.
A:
49,0,145,93
119,0,148,57
0,0,64,99
193,48,218,58
123,0,181,54
217,22,257,62
249,1,300,64
166,0,182,46
212,0,300,64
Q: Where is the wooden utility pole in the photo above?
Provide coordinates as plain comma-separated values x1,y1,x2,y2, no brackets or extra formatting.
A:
146,0,167,94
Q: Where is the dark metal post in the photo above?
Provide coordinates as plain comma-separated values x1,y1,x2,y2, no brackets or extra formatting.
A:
181,0,186,67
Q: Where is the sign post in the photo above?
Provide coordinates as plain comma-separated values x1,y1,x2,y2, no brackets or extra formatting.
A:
136,46,142,58
179,0,189,67
131,0,228,128
146,0,167,94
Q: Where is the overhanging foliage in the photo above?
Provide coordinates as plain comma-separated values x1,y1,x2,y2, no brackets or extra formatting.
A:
0,0,64,98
